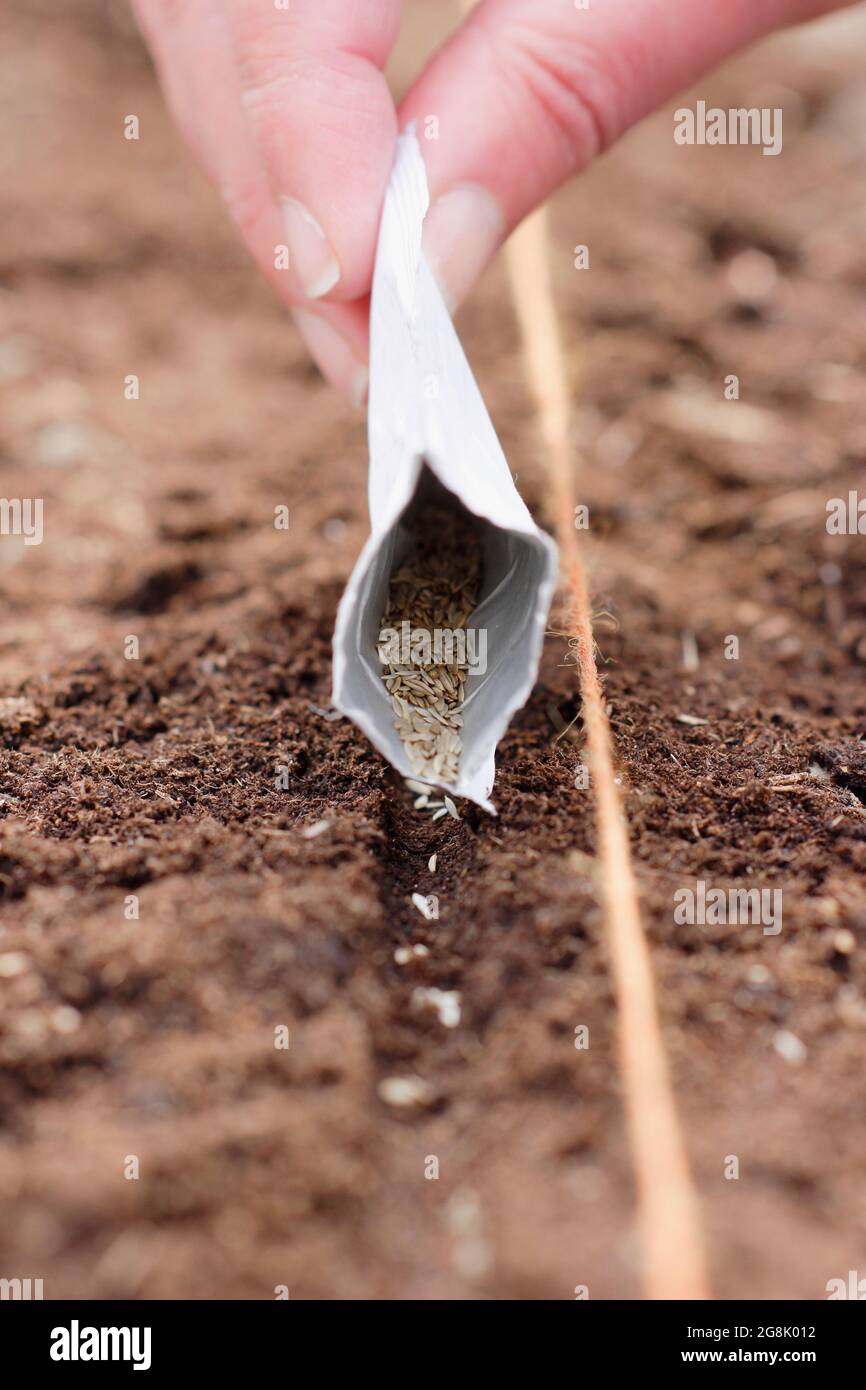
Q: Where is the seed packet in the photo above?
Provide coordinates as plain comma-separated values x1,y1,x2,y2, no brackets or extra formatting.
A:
332,130,558,812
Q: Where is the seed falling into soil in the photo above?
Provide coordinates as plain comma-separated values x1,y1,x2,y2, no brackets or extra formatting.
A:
378,1075,433,1109
773,1029,807,1065
378,502,482,784
412,986,462,1029
301,818,332,839
394,943,430,965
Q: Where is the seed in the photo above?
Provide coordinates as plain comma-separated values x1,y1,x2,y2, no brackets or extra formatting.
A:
412,987,461,1029
0,952,29,978
379,501,482,790
378,1076,433,1108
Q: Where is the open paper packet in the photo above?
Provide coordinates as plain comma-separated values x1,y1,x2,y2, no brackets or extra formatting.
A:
332,131,558,813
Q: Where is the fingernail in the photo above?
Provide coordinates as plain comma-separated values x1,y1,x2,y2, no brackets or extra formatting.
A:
422,185,505,312
350,364,369,410
280,197,341,299
293,310,367,408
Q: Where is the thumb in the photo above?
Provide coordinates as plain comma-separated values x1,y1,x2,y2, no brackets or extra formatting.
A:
400,0,849,310
225,0,401,302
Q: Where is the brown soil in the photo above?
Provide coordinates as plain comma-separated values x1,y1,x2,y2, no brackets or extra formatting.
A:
1,3,866,1299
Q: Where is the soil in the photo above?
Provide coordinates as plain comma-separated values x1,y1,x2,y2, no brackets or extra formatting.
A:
1,3,866,1299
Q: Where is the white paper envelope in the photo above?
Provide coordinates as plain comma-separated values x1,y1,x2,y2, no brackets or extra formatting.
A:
332,131,558,813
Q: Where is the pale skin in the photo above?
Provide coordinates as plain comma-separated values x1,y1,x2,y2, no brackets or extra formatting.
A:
132,0,850,403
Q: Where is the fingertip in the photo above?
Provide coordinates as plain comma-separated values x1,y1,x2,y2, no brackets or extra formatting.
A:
279,197,342,300
293,308,369,408
421,183,506,312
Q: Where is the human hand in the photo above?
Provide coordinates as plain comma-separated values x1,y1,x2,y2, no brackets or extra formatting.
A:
132,0,850,402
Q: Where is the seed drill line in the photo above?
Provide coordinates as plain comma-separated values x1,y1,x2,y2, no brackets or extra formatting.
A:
447,0,708,1303
502,199,710,1300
